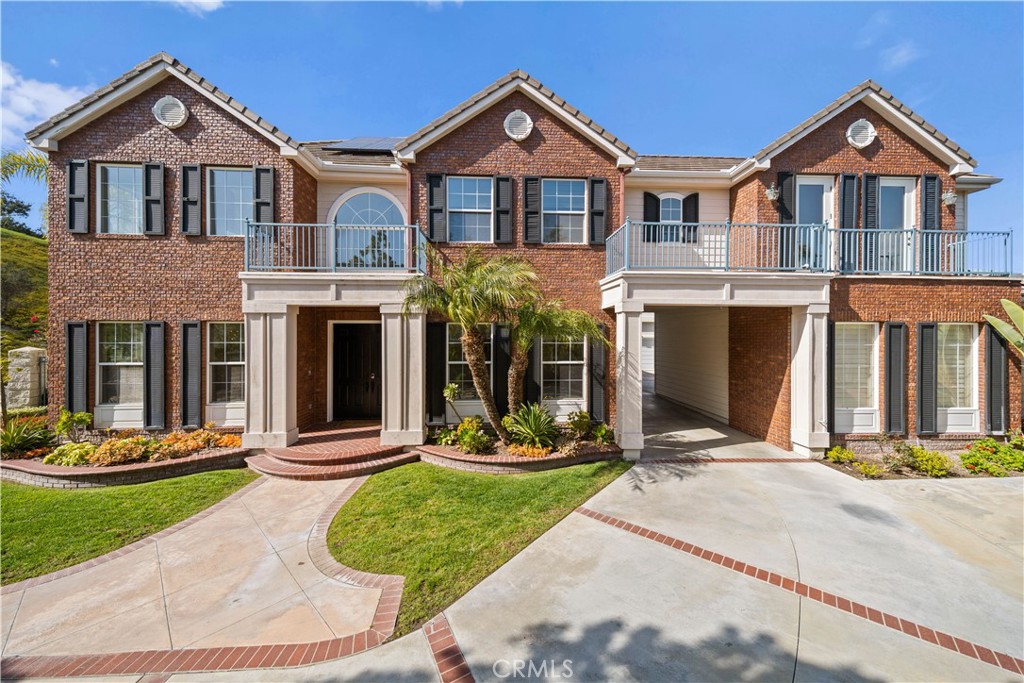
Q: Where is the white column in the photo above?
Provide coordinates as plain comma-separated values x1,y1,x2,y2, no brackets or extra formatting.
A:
379,303,426,446
242,305,298,449
615,301,645,460
790,303,830,457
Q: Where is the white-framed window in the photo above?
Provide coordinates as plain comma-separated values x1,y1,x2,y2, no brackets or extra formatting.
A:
446,323,492,400
447,177,493,242
207,167,253,236
97,164,144,234
833,322,878,433
540,337,586,401
208,322,245,404
542,179,586,243
96,322,144,406
334,191,405,226
793,175,834,269
874,177,916,272
937,323,978,433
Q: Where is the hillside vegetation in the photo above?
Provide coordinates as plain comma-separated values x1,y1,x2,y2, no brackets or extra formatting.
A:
1,228,48,351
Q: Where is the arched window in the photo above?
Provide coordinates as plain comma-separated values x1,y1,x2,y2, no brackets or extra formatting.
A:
660,195,683,223
334,191,404,226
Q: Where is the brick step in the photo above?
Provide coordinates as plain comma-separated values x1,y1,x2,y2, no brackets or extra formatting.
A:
245,451,419,481
265,444,405,466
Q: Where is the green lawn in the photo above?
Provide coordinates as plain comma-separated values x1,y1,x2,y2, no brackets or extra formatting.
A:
327,460,631,637
1,469,258,585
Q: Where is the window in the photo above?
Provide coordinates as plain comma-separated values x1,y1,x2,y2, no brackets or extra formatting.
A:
447,177,492,242
98,165,144,234
335,191,404,226
541,337,585,401
207,168,253,236
208,322,245,404
542,179,586,243
833,322,878,433
97,323,144,405
791,176,833,269
447,323,492,400
874,177,915,272
937,324,975,410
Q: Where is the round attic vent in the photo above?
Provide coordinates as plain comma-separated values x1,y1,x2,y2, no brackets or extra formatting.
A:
504,110,533,141
846,118,876,149
152,96,189,129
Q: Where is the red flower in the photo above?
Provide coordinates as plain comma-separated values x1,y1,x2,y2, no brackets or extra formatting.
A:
30,315,38,323
32,329,39,334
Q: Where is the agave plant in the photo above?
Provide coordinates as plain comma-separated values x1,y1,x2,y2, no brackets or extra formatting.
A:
505,402,559,448
984,298,1024,356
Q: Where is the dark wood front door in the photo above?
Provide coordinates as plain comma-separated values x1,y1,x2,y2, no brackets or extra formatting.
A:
332,324,382,420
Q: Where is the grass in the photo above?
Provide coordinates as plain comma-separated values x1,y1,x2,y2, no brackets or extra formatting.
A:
327,460,631,637
0,228,48,351
0,469,258,585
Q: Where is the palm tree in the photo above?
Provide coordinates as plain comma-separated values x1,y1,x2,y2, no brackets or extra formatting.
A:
507,300,608,415
404,247,539,444
984,298,1024,356
1,149,48,185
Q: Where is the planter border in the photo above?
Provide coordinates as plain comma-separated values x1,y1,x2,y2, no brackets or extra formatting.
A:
418,444,622,474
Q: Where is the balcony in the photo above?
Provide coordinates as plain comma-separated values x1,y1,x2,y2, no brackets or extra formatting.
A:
605,221,1015,277
244,222,427,273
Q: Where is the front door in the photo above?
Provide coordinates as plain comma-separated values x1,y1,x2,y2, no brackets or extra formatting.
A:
332,323,382,420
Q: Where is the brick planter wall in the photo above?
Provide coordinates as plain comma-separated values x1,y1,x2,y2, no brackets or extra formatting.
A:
418,444,622,474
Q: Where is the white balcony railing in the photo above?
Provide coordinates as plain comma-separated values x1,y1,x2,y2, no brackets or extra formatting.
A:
244,222,427,273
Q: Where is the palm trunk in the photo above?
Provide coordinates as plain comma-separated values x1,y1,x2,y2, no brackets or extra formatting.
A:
507,342,530,416
462,327,511,444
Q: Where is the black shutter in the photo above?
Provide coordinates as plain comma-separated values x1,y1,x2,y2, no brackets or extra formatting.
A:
838,174,859,271
826,319,835,433
252,165,274,224
143,322,166,430
921,174,941,272
65,321,88,413
642,191,660,242
426,323,447,423
589,325,607,422
143,162,165,235
493,325,511,416
524,341,541,404
682,192,699,243
777,172,795,224
917,323,938,435
181,322,202,429
862,174,880,271
181,164,202,235
67,160,89,233
884,322,907,434
523,177,541,243
426,174,446,242
986,324,1009,434
588,177,607,245
494,176,512,243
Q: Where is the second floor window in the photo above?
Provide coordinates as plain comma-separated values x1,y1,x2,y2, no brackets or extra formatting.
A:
447,177,493,242
542,179,586,243
98,164,143,234
208,168,253,236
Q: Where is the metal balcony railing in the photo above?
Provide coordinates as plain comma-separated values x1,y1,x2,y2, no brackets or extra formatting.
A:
605,220,1014,277
244,222,427,273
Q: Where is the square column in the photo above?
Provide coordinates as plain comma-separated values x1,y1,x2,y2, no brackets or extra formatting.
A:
615,301,645,460
242,305,298,449
790,303,830,457
380,303,426,446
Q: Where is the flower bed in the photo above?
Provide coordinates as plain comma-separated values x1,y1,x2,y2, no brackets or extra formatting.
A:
824,433,1024,480
418,443,622,474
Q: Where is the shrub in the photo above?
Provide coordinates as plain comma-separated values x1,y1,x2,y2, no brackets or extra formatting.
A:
886,444,952,477
960,437,1024,477
825,446,857,464
508,444,553,458
506,403,559,448
12,415,47,430
853,461,885,479
592,423,614,446
567,410,592,440
89,436,161,466
217,434,242,448
55,408,92,443
1,420,55,458
7,406,47,418
43,442,97,466
434,427,458,447
451,416,491,454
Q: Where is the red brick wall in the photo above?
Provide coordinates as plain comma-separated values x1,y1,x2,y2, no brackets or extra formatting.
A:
46,77,315,428
831,278,1022,439
408,90,624,424
728,307,792,449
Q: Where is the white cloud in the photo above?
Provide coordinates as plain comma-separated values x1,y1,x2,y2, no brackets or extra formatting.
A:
880,41,922,71
1,61,91,147
420,0,463,11
48,58,59,68
855,10,891,50
166,0,224,16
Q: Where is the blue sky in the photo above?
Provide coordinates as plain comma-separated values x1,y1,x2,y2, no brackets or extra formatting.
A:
2,1,1022,268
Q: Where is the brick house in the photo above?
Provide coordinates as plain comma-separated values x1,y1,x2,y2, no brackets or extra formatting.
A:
28,52,1020,460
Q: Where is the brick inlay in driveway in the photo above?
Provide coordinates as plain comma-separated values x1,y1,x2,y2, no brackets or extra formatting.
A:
575,506,1024,677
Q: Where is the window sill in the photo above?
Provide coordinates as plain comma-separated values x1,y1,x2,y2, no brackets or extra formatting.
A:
94,233,149,240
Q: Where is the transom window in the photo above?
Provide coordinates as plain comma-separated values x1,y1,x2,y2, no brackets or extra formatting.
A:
541,337,585,400
98,165,144,234
207,168,253,236
937,323,975,410
447,323,492,400
208,322,245,404
335,192,404,226
97,322,143,405
542,179,586,243
447,177,493,242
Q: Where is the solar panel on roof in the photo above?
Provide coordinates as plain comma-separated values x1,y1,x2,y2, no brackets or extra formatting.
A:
322,137,402,152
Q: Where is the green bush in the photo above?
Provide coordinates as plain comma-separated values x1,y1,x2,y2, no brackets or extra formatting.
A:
891,444,952,478
454,416,491,454
567,410,592,440
592,423,614,446
434,427,458,447
825,446,857,464
853,461,885,479
43,442,97,466
55,408,92,443
7,406,47,418
506,403,559,448
1,420,55,458
960,437,1024,477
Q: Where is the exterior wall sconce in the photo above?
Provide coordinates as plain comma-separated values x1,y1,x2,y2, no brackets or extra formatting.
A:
941,189,958,206
765,182,781,202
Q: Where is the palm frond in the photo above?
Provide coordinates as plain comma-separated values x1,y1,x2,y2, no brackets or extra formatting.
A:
1,149,48,185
